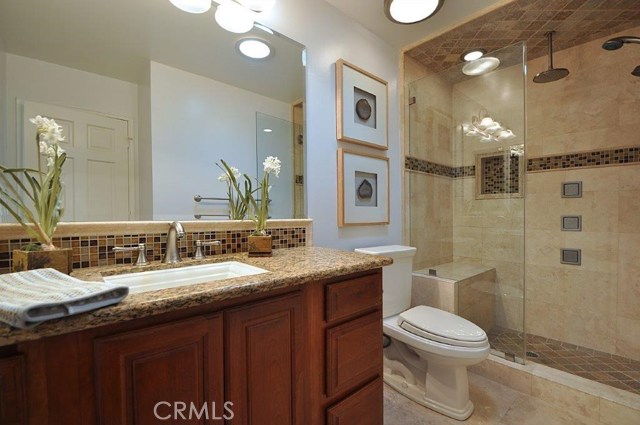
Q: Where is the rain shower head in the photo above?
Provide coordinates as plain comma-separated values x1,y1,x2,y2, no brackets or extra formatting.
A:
602,36,640,50
533,31,569,83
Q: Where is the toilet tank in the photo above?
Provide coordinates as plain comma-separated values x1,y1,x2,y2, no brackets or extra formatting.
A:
354,245,417,318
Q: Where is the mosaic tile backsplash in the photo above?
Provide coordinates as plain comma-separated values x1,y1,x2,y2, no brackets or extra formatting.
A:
0,227,307,274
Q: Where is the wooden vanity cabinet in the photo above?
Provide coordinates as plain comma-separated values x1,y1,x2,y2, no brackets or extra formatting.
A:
0,355,27,425
6,269,383,425
94,315,224,425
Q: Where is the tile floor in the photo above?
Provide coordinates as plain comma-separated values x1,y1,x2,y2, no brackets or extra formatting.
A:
488,326,640,395
384,374,608,425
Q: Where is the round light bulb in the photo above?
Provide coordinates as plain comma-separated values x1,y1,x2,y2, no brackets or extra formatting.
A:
237,38,273,59
462,49,485,61
462,57,500,76
169,0,212,14
385,0,443,24
238,0,276,12
215,2,254,33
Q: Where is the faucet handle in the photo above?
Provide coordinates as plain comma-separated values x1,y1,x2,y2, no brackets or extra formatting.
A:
113,243,149,266
194,239,222,260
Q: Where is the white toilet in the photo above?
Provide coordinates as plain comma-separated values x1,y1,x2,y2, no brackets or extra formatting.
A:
355,245,490,421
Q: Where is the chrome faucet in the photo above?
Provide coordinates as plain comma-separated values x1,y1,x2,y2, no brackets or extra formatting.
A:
162,221,185,263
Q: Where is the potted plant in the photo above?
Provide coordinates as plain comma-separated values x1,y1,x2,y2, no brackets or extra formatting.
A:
218,156,280,257
217,163,248,220
0,116,72,273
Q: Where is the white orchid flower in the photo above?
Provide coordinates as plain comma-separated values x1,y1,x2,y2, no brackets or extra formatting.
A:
263,156,281,177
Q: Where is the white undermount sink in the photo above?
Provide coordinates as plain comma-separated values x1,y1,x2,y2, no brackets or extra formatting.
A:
103,262,269,294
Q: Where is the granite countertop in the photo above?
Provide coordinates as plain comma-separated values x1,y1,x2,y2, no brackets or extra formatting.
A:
0,246,392,347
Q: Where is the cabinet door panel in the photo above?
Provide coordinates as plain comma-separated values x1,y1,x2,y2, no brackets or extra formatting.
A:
94,315,223,425
326,312,382,397
326,274,381,323
326,378,383,425
226,293,303,425
0,356,27,425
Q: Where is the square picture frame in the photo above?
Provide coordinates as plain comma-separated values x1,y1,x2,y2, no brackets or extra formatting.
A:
336,59,388,150
337,148,389,226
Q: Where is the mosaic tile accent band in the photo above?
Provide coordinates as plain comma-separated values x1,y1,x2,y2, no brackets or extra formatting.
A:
0,227,307,274
405,156,475,178
527,146,640,172
407,146,640,177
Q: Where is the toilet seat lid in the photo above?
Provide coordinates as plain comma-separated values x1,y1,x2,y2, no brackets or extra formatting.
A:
398,306,487,348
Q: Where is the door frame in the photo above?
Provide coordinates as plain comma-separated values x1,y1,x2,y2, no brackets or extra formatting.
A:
17,99,138,221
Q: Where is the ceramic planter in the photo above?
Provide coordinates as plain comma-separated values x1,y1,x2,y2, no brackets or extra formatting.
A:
247,235,272,257
12,248,73,275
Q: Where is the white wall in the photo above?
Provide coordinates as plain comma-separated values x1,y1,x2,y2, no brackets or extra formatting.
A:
261,0,402,250
137,64,153,220
149,61,291,221
4,54,139,169
0,40,6,161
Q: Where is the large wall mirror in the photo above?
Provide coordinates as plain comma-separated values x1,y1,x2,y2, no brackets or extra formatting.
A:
0,0,306,222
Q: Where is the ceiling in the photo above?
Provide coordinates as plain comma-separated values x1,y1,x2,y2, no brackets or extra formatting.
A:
0,0,305,103
324,0,509,49
406,0,640,74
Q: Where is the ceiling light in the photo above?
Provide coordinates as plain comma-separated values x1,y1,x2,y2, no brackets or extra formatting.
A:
237,0,275,12
237,38,273,59
170,0,212,14
462,57,500,76
461,49,486,62
215,1,254,33
263,128,273,133
384,0,444,24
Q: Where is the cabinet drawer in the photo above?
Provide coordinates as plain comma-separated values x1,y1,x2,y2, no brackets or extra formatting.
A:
325,274,381,323
326,312,382,397
0,355,27,425
326,378,383,425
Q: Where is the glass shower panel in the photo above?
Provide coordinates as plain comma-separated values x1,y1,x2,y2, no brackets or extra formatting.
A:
407,42,527,363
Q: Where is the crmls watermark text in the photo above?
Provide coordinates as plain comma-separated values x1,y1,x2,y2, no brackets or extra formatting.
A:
154,401,234,421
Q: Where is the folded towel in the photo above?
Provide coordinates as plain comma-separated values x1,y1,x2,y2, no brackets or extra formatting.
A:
0,268,129,329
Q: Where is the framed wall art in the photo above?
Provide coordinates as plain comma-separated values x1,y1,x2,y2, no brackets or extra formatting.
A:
337,148,389,226
336,59,388,150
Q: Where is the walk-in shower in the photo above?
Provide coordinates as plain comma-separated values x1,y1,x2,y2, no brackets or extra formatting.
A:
405,33,640,395
406,41,527,362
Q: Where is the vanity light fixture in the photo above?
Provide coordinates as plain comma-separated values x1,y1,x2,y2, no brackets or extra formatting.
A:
169,0,212,14
170,0,277,34
462,56,500,76
237,38,273,59
237,0,275,12
215,1,255,34
461,48,486,62
462,112,516,143
263,128,273,133
384,0,444,24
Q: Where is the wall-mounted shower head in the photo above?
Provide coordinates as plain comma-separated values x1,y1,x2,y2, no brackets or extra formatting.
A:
602,36,640,77
602,36,640,50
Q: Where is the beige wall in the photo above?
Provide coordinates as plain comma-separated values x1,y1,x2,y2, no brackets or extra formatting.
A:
525,27,640,360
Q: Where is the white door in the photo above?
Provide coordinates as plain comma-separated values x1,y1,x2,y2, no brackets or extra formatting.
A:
21,101,133,221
